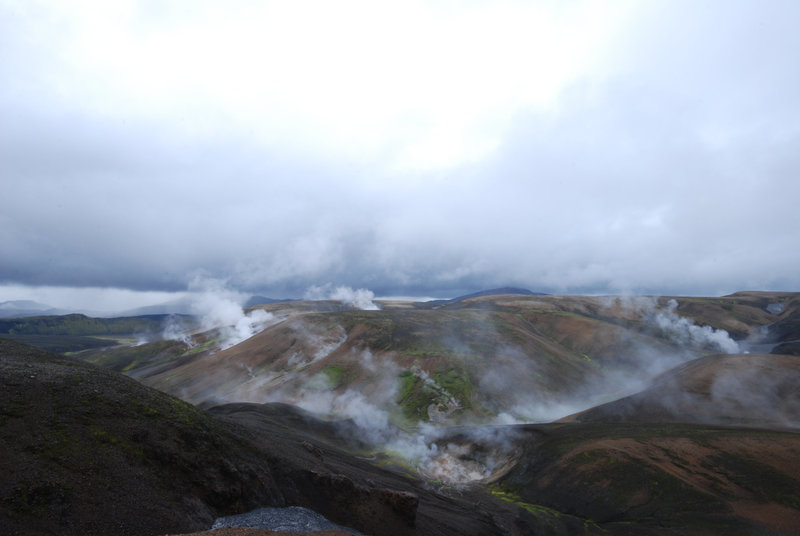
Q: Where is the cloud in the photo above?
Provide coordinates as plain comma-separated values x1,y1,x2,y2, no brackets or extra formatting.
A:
2,1,800,302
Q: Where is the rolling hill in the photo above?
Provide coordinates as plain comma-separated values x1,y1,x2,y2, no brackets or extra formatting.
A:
564,353,800,427
90,292,798,427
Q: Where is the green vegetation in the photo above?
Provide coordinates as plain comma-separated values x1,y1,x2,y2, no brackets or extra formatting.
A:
0,314,198,355
492,490,563,518
322,364,347,389
395,370,434,420
489,485,570,531
80,339,188,372
433,366,473,408
394,365,475,421
396,370,418,402
1,334,114,353
185,338,217,355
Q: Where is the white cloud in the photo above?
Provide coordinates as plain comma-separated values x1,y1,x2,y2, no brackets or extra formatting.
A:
1,0,799,300
0,283,187,314
1,0,637,173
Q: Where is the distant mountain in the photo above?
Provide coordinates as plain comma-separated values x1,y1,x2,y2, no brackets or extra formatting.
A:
118,295,297,316
244,295,298,308
0,300,68,318
426,287,546,305
118,297,196,316
0,312,197,353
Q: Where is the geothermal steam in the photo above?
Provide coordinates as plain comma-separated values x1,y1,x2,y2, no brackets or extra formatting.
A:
164,278,275,349
649,299,740,354
305,284,380,310
488,297,742,424
160,291,749,483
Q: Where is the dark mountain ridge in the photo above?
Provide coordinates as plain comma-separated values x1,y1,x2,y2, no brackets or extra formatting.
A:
0,300,68,318
0,313,196,353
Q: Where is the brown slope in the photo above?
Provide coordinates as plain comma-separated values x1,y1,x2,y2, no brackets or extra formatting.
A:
84,292,794,426
564,353,800,427
668,292,790,339
129,307,606,416
766,294,800,343
496,422,800,535
126,302,668,421
444,292,787,334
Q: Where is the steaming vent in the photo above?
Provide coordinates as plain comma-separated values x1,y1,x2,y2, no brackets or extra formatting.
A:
766,302,786,315
418,428,522,484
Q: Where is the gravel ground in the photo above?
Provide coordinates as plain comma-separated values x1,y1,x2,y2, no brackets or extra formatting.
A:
212,507,361,535
164,529,352,536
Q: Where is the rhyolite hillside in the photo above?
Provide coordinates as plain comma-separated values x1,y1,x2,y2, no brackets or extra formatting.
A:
83,292,800,427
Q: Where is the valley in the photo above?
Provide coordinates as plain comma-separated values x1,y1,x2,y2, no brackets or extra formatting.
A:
2,290,800,535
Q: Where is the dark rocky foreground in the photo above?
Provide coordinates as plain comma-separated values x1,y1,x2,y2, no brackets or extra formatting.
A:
0,338,281,536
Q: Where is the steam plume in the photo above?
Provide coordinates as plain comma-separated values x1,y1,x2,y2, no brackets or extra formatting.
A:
649,299,740,354
164,277,275,349
305,284,380,310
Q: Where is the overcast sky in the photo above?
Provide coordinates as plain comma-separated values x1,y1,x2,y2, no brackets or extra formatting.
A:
2,0,799,310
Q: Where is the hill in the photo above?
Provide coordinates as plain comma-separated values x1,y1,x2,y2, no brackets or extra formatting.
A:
102,292,799,426
5,336,800,535
0,313,195,353
0,338,282,535
424,287,546,305
564,353,800,427
0,300,67,318
492,421,800,535
0,313,188,337
244,295,298,308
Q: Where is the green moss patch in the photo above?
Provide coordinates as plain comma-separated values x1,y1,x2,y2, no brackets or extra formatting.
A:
322,364,347,389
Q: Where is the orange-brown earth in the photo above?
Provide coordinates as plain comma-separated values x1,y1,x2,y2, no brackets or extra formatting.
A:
565,353,800,426
97,291,800,426
504,423,800,535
